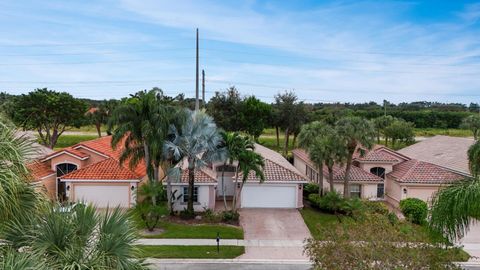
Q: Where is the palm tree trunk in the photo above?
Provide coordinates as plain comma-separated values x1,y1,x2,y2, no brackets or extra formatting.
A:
283,127,290,156
343,154,353,198
292,133,298,148
143,141,156,206
187,162,195,214
222,162,227,210
328,166,334,192
231,166,239,212
95,122,102,137
275,126,280,147
318,164,324,196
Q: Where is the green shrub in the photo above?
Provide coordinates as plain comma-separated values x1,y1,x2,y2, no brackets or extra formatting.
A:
341,198,365,218
399,198,428,225
222,211,240,223
318,191,344,214
180,208,195,220
387,212,399,225
308,193,322,208
304,183,319,197
363,201,389,216
203,208,222,223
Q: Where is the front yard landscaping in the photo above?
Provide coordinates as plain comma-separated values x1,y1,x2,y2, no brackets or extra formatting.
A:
141,222,244,239
136,245,245,259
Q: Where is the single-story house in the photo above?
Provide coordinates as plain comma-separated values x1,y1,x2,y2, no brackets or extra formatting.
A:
292,144,466,206
28,136,307,210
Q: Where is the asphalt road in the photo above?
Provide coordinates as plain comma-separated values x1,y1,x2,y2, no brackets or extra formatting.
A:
147,260,311,270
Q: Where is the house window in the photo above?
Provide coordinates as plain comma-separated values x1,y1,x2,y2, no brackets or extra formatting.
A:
350,184,361,198
183,187,198,203
55,163,77,202
370,167,386,179
377,183,384,198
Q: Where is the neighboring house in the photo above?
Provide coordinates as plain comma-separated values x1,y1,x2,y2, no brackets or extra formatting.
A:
397,135,475,176
28,136,307,210
27,136,147,208
168,144,308,211
15,131,54,160
292,144,465,207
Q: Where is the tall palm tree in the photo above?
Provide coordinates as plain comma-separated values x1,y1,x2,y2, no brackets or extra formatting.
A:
298,121,328,195
336,117,375,198
430,140,480,241
219,132,246,210
323,129,347,193
231,144,265,212
164,109,224,214
109,89,181,207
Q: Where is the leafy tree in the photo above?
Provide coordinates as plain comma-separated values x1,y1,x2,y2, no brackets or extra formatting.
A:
238,96,272,141
383,119,415,147
10,88,87,149
206,87,241,132
219,132,245,210
336,117,375,198
274,91,306,156
430,140,480,241
305,213,464,269
460,114,480,140
87,99,119,137
131,181,166,231
164,110,224,215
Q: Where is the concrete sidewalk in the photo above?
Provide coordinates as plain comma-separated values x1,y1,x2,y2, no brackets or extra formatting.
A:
136,238,305,247
146,259,311,270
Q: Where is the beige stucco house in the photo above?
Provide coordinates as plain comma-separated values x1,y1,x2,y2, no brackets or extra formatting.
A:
28,136,307,210
292,143,466,207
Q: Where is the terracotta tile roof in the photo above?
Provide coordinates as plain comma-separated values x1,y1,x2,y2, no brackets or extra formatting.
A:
27,161,54,180
388,159,465,184
292,148,383,182
61,158,139,180
179,168,217,183
397,135,474,175
73,136,147,178
357,149,399,163
42,148,90,160
243,158,307,182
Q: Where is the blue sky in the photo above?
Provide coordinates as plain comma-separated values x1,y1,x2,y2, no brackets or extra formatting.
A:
1,0,480,104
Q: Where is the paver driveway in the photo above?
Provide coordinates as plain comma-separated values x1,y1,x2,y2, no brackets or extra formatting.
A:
238,208,311,260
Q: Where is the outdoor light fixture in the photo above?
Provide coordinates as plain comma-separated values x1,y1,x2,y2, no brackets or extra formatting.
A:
131,185,135,191
403,188,407,194
66,185,70,191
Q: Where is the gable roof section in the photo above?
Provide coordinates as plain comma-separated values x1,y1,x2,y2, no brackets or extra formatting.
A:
397,135,474,175
41,148,90,161
179,168,217,183
292,148,383,182
60,158,139,180
27,161,55,179
356,147,410,164
388,159,465,184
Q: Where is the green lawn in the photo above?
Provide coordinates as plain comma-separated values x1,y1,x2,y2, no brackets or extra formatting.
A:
142,222,244,239
414,128,472,137
300,207,445,243
136,245,245,259
68,125,107,133
50,134,98,150
258,135,295,154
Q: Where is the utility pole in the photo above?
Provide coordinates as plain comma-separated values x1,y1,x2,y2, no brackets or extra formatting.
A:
202,69,205,108
195,28,200,111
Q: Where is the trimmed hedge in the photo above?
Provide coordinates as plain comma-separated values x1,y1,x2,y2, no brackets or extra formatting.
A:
399,198,428,225
304,183,319,197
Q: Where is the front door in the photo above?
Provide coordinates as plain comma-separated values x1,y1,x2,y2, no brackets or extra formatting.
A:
56,163,77,202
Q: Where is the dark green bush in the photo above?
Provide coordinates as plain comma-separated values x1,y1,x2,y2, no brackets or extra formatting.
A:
222,211,240,222
308,193,322,208
387,212,399,225
363,201,389,215
399,198,428,225
318,191,344,214
304,183,319,197
180,208,195,220
341,198,365,217
203,208,222,223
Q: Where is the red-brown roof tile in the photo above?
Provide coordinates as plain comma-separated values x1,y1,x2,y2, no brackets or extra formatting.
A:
179,168,217,183
27,161,55,180
243,158,307,182
388,159,465,184
61,158,139,180
357,150,399,163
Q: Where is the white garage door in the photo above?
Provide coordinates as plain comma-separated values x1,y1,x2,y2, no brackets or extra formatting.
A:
74,185,130,208
241,184,297,208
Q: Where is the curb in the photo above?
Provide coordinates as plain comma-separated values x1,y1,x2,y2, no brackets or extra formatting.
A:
146,258,312,264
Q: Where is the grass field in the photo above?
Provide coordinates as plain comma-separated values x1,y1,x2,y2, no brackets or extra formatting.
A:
40,134,99,150
414,128,472,137
142,222,244,239
136,245,245,259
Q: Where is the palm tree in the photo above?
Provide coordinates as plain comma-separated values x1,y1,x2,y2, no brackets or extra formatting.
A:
3,204,146,269
231,143,265,212
109,89,181,207
298,121,328,195
323,129,347,193
219,132,245,210
429,140,480,241
336,117,375,198
164,109,224,215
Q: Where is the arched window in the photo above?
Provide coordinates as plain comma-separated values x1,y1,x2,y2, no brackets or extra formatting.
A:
56,163,77,202
370,167,386,179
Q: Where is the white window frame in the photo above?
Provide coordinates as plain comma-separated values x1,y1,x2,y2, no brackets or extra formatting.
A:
183,186,198,203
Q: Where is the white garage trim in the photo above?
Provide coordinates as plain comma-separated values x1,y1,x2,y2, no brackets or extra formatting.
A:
241,184,298,208
72,183,131,208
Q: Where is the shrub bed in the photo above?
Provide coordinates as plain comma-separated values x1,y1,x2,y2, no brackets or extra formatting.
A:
399,198,428,225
